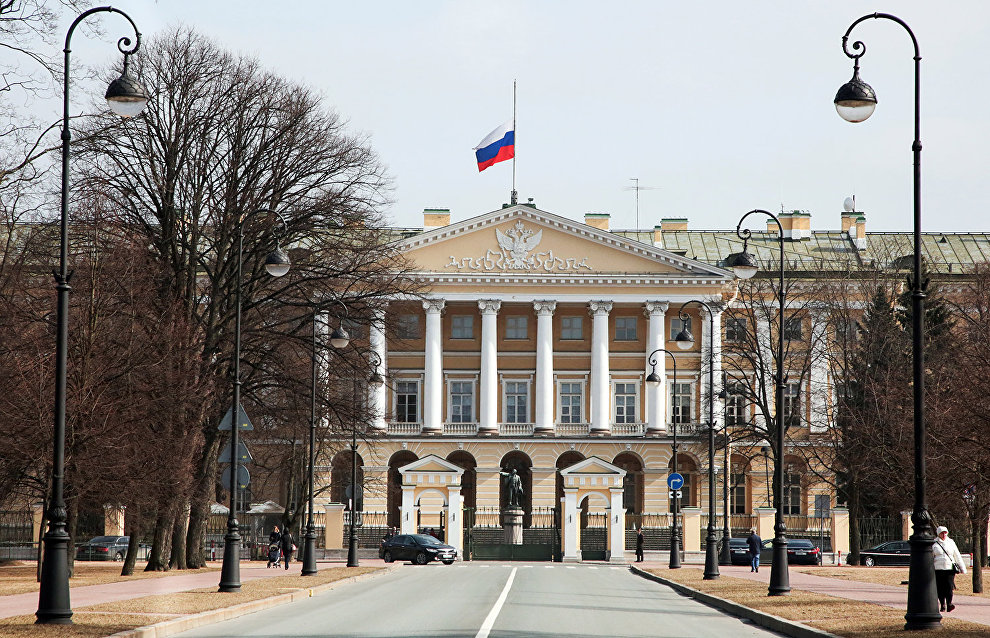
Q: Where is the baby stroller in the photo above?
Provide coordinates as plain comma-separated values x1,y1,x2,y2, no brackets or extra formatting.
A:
267,543,282,568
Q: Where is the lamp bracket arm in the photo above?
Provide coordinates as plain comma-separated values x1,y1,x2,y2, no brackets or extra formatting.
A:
65,7,141,57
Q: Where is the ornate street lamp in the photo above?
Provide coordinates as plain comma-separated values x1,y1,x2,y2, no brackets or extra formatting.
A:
218,212,291,593
302,301,351,576
37,7,149,625
346,351,383,568
674,300,720,580
834,14,939,630
732,209,789,596
718,373,732,566
646,348,679,569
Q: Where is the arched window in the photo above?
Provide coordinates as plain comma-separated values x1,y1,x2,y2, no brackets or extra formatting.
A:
729,455,749,515
613,452,644,515
386,451,417,528
782,461,804,516
668,456,697,508
499,451,533,526
446,451,477,511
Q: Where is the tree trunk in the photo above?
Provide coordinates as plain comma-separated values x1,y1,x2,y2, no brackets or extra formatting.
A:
169,500,188,570
972,514,984,593
144,508,173,571
36,497,47,583
186,435,220,569
66,499,77,578
121,522,141,577
848,481,861,564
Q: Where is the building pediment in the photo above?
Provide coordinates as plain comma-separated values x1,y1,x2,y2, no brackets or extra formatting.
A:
396,206,731,281
398,455,464,476
559,456,626,477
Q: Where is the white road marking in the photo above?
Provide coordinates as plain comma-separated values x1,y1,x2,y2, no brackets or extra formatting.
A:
475,566,517,638
566,565,576,569
588,566,598,569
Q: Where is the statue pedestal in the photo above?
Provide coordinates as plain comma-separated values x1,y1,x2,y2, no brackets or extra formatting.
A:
503,507,524,545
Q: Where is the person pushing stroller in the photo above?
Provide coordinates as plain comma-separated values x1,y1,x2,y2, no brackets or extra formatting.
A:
267,525,282,568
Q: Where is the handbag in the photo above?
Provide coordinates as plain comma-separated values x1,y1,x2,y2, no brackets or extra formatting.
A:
292,543,297,552
953,562,963,574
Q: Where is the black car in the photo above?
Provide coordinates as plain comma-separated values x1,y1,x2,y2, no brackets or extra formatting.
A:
381,534,456,565
785,538,823,566
76,535,131,561
850,540,911,566
728,538,755,565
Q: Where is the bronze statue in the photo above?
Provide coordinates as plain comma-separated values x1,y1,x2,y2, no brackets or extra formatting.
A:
500,468,524,508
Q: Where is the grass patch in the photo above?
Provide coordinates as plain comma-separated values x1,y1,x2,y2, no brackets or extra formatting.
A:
796,567,990,599
0,563,220,597
649,568,990,638
0,566,379,637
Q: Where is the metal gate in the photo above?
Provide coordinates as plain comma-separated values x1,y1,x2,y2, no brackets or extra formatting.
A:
580,511,607,561
856,516,900,551
463,506,559,561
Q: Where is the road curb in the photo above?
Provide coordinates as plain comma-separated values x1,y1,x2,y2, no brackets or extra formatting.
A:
629,566,841,638
107,567,395,638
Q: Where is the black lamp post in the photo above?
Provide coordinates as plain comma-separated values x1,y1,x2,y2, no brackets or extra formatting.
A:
732,209,789,596
218,212,291,593
347,351,384,568
301,302,352,575
834,14,939,630
646,348,679,569
718,372,733,565
674,300,719,580
36,7,149,625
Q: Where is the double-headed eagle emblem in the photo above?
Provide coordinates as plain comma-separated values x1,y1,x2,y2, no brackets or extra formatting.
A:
495,220,543,269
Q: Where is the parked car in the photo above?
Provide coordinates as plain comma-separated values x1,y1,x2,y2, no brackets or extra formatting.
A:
785,538,823,565
849,540,911,566
76,536,132,561
381,534,456,565
728,537,822,566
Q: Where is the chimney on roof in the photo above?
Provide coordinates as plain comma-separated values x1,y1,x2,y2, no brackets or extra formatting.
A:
653,225,664,248
774,210,811,240
660,218,688,231
584,213,610,231
841,197,866,250
424,208,450,228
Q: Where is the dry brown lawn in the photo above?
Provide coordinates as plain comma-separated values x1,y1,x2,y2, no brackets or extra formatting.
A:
0,566,379,638
651,568,990,638
796,567,990,600
0,563,220,597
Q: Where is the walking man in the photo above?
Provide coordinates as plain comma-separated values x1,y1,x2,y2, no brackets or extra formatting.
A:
635,527,645,562
747,528,762,573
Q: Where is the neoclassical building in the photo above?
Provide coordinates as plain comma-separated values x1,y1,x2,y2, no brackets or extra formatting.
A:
326,202,845,562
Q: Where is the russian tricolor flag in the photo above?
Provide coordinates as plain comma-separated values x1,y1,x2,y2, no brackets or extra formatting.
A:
473,121,514,172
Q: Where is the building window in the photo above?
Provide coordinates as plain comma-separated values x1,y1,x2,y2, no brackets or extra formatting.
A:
505,316,528,340
558,382,583,424
449,380,475,423
504,381,529,423
615,316,637,341
784,317,803,341
670,317,690,341
613,382,637,423
451,315,474,339
725,317,747,342
835,318,859,344
782,466,802,515
725,382,747,426
560,316,583,340
783,381,801,426
730,469,747,514
397,314,420,340
670,382,692,424
395,381,420,423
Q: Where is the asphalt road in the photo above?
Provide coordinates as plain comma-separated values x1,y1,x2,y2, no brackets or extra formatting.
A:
176,563,783,638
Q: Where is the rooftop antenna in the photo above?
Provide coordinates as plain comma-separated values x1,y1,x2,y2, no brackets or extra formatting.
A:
843,195,857,212
623,178,659,229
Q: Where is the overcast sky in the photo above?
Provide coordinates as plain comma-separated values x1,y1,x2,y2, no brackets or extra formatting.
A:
72,1,990,232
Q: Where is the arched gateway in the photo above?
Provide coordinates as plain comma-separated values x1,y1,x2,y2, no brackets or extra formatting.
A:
397,455,465,557
559,456,627,562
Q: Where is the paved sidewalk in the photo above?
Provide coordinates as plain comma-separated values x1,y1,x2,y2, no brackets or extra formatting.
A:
0,559,381,621
653,562,990,629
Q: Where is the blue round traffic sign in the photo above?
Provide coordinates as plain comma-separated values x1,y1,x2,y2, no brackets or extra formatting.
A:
667,472,684,490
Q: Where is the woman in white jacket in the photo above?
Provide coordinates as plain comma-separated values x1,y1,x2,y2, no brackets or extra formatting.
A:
933,525,966,612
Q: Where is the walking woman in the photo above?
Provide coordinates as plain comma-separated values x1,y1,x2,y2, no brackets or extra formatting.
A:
933,525,966,612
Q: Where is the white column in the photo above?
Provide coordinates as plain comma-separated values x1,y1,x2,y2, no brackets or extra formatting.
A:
400,485,416,534
589,301,613,435
711,307,724,430
609,487,626,562
478,299,501,435
447,486,463,559
809,309,829,433
422,299,445,434
645,301,668,435
533,300,557,435
755,318,772,429
369,307,388,433
562,491,579,561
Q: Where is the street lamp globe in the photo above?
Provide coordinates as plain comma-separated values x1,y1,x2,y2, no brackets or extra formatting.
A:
731,251,759,280
674,327,694,350
264,248,291,277
330,325,350,349
104,69,149,118
834,72,877,123
369,371,385,388
645,371,661,386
